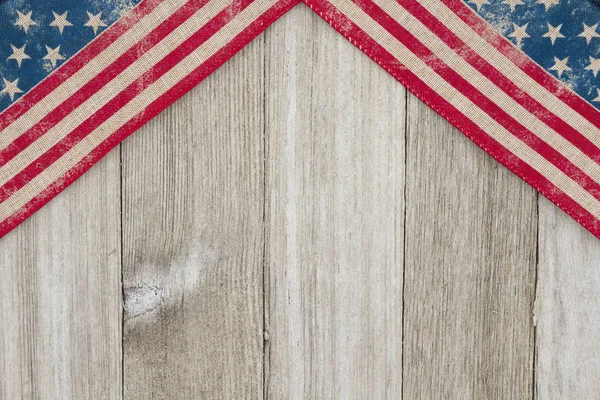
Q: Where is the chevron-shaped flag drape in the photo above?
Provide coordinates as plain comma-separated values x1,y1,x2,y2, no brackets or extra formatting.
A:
2,0,600,239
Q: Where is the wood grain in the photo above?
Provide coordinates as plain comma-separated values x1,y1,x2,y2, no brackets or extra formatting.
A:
121,39,266,398
263,6,405,399
536,198,600,399
402,93,538,399
0,152,122,399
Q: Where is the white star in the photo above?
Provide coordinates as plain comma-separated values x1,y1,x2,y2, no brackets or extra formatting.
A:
586,57,600,77
84,12,107,36
43,45,65,69
469,0,490,11
537,0,559,11
579,23,600,45
14,11,37,33
549,56,571,78
1,78,23,102
508,23,530,48
542,23,565,45
503,0,524,11
593,88,600,102
7,44,31,68
49,11,73,34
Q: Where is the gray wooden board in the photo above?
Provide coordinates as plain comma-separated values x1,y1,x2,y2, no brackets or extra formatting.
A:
0,152,122,399
264,6,405,399
1,4,600,399
536,198,600,399
403,90,538,400
121,37,266,399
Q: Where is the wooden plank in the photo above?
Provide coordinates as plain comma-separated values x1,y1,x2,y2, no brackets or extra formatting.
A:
536,199,600,399
263,5,405,399
121,40,266,398
0,153,122,399
402,93,538,399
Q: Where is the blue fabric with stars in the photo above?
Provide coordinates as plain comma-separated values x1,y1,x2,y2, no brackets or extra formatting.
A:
467,0,600,107
0,0,141,112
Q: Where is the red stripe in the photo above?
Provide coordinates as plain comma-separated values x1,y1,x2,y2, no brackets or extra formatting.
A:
0,0,164,132
441,0,600,130
0,0,213,165
352,0,600,202
302,0,600,239
389,0,600,166
0,0,300,238
0,0,258,203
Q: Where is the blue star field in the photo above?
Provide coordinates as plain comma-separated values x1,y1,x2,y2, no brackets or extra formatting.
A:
0,0,141,112
466,0,600,107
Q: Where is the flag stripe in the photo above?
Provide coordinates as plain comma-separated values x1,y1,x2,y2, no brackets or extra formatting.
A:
0,0,262,203
0,0,297,234
0,0,191,150
440,0,600,129
0,0,234,191
354,0,600,202
304,0,600,236
377,0,600,163
421,0,600,149
0,0,214,166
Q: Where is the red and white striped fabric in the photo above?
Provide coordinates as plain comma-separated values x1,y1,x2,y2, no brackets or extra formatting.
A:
3,0,600,239
306,0,600,238
0,0,298,237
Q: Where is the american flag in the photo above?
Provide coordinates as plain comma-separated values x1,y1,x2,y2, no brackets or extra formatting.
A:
2,0,600,240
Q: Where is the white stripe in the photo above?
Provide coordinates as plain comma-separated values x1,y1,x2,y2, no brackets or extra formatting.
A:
0,0,278,221
0,0,190,148
0,0,232,186
421,0,600,147
372,0,600,187
327,0,600,217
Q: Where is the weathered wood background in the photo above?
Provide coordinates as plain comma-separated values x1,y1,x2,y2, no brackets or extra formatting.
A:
2,5,600,399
